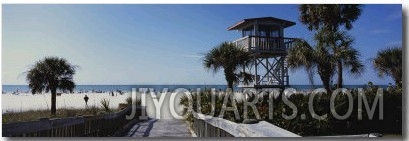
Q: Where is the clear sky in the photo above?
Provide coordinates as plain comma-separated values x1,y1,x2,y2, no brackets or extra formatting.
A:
2,4,402,85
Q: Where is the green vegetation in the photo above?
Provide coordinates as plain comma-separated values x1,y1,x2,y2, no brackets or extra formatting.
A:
373,46,402,88
179,83,401,136
26,56,77,115
298,4,362,31
203,42,253,89
288,39,335,93
298,4,363,89
288,30,364,93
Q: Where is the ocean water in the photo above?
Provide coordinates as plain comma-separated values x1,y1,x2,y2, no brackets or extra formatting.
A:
1,84,389,93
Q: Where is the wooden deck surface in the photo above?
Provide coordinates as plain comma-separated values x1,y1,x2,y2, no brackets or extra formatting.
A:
123,119,191,137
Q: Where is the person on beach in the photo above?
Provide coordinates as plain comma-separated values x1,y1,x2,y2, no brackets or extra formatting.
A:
84,95,89,106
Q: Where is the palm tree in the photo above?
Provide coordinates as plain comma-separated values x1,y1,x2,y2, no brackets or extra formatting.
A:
203,42,252,90
288,30,363,93
373,46,402,88
315,30,364,88
287,39,335,93
298,4,363,88
26,57,77,115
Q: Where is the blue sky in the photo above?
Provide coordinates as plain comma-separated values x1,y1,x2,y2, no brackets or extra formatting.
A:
2,4,402,85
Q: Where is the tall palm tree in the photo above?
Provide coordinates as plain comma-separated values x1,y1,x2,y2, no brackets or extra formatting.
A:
26,57,77,115
315,30,364,88
298,4,363,88
203,42,252,90
373,46,402,88
288,30,363,93
287,39,335,93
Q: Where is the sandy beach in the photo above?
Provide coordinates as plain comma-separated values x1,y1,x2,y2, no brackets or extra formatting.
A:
2,91,246,119
2,91,188,119
2,92,130,113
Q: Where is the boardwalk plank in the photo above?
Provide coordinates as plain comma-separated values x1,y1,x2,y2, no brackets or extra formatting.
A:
124,119,191,137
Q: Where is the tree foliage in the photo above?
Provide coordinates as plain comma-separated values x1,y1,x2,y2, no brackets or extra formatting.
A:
373,46,402,88
298,4,363,88
26,56,77,115
203,42,253,89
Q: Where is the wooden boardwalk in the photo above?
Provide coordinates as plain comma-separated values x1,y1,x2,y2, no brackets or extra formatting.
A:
123,119,191,137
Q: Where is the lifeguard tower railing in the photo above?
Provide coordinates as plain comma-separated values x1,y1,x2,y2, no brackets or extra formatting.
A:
232,36,297,53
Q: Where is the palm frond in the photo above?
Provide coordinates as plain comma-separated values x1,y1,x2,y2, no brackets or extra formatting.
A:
26,56,76,94
373,46,402,87
202,42,253,88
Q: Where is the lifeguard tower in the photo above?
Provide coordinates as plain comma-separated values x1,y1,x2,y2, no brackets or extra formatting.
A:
228,17,297,89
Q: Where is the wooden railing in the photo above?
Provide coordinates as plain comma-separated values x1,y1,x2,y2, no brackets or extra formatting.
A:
192,116,234,137
191,113,300,137
191,113,382,137
232,36,297,52
2,106,144,137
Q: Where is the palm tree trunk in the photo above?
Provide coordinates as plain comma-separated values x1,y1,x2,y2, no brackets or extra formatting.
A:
318,66,332,93
224,68,234,91
51,88,57,116
320,74,331,94
323,78,331,94
227,81,233,91
336,60,343,88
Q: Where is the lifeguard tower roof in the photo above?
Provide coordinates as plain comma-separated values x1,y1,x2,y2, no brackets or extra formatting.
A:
227,17,296,31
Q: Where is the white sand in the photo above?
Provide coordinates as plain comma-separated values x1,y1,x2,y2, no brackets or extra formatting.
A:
1,91,187,119
2,91,246,119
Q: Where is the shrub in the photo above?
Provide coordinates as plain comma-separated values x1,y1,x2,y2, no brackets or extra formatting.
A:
180,83,402,136
100,99,111,112
125,97,141,107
